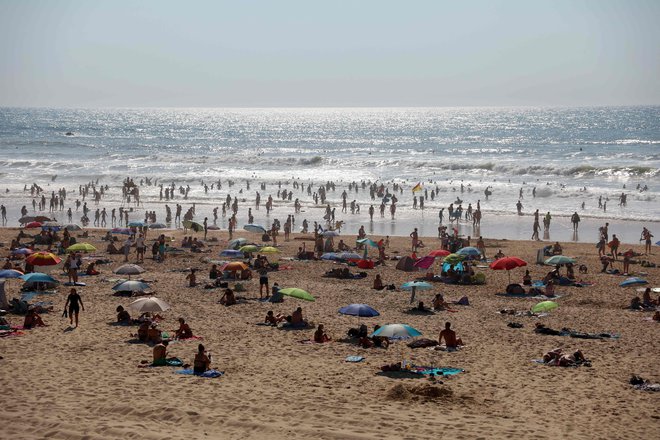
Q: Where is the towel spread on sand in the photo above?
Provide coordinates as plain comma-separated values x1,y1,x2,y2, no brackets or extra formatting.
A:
495,293,564,300
408,366,464,376
345,355,364,362
174,369,224,378
150,357,184,367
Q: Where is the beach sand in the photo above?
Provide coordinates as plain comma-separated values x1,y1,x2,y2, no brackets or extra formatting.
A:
0,228,658,440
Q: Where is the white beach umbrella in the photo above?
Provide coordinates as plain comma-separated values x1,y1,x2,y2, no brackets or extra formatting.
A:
128,296,171,313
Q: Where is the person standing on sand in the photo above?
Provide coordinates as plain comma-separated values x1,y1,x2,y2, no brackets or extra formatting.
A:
410,228,419,252
64,288,84,327
641,227,653,255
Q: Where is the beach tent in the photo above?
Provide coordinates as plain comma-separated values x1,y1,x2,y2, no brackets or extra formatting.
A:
396,256,417,272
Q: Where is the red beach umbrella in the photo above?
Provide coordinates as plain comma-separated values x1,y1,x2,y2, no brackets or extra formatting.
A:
26,251,62,266
489,256,527,283
25,221,43,229
427,249,451,258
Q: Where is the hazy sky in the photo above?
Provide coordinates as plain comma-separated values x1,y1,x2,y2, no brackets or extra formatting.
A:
1,0,658,107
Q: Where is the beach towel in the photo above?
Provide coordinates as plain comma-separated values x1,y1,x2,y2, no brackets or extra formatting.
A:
345,355,364,362
175,335,203,341
495,293,563,300
150,357,184,367
408,366,464,376
174,369,224,378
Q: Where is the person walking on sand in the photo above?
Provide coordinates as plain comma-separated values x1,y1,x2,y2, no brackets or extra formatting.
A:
571,212,580,232
64,288,84,327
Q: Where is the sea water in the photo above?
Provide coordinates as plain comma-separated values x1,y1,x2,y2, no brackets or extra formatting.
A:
0,106,658,243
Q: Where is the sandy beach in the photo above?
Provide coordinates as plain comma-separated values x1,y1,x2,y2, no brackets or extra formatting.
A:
0,226,658,440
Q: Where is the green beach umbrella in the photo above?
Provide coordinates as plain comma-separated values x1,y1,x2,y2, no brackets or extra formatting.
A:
532,301,559,313
443,253,466,265
279,288,315,302
183,220,204,232
66,242,97,253
544,256,576,266
239,245,259,253
260,246,280,254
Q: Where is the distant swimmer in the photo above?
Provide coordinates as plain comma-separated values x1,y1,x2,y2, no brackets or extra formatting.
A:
65,132,74,136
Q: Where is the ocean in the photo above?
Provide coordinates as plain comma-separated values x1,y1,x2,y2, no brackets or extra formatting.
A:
0,106,658,243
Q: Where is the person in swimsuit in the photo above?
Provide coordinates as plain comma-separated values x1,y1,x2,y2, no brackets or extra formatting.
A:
193,344,211,374
258,268,269,299
64,288,84,327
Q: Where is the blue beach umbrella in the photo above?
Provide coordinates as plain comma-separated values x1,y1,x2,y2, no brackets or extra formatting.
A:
228,238,248,249
20,272,58,283
356,238,379,248
111,228,131,235
371,324,422,339
220,249,244,258
0,269,24,279
401,281,433,304
243,224,266,234
456,247,482,258
320,252,340,261
619,277,648,287
128,221,146,228
11,248,34,256
339,304,380,317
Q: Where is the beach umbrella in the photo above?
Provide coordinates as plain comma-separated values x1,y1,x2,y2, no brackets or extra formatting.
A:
220,249,244,258
456,247,482,259
41,222,61,231
322,230,340,237
128,296,171,313
128,221,146,228
339,304,380,317
243,224,266,234
228,238,248,249
427,249,451,258
336,251,361,260
25,221,43,229
320,252,339,261
239,245,259,253
279,287,315,302
490,256,528,283
544,256,576,266
149,223,166,229
260,246,280,254
443,253,466,265
356,238,379,248
26,252,61,266
111,227,131,235
66,242,97,253
531,301,559,313
656,241,660,246
221,262,249,272
20,272,57,283
619,277,648,287
0,269,24,279
182,220,204,232
34,216,52,222
114,264,145,280
113,280,150,292
371,324,422,339
11,248,34,256
401,281,433,304
19,215,35,224
64,224,83,231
